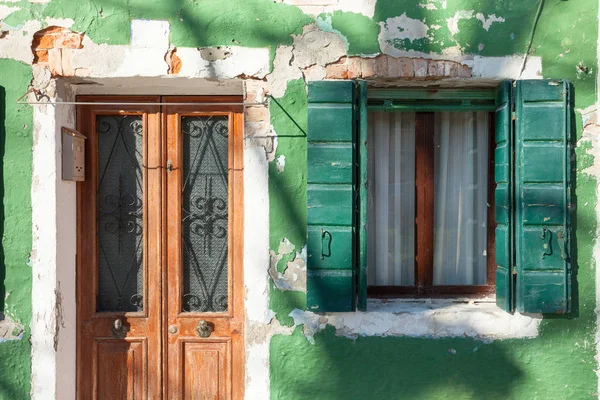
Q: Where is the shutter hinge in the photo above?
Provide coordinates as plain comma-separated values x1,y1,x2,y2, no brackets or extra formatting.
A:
512,267,517,275
511,112,516,121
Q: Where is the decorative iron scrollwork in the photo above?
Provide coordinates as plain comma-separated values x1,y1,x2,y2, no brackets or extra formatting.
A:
181,116,229,313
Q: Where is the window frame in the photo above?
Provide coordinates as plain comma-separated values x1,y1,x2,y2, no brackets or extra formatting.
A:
363,88,498,298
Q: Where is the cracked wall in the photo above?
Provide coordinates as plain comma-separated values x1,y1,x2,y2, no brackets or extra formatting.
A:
0,0,597,399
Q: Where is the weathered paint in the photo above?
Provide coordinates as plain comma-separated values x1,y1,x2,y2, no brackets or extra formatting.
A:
0,59,32,399
0,0,597,398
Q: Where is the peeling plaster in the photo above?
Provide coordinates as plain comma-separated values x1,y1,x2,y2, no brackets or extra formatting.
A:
446,10,474,36
475,13,505,31
379,13,430,44
0,4,19,20
275,154,286,173
291,24,347,69
0,313,24,342
269,240,306,292
0,19,41,63
288,299,541,344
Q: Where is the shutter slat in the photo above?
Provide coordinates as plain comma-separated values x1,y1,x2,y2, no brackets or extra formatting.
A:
306,81,356,312
515,79,572,314
495,80,514,312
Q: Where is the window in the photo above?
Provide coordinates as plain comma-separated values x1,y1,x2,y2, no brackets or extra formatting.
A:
306,80,573,315
366,111,496,296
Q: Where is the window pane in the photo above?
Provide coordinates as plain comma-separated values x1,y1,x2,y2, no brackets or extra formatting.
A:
96,115,144,312
367,112,416,286
181,116,229,313
433,112,489,285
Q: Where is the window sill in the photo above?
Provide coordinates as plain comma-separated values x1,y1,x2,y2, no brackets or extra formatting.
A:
292,297,542,342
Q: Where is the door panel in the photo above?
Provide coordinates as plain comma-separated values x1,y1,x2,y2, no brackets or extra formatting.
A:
77,97,162,400
165,98,244,400
182,341,230,400
95,339,147,400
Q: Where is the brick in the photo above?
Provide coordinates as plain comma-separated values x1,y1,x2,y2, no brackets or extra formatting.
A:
400,57,414,77
304,65,327,81
325,62,348,79
245,107,270,123
427,60,445,77
373,55,388,77
413,58,427,77
245,80,268,103
346,57,362,78
387,57,403,78
360,58,376,78
445,61,459,78
33,49,48,64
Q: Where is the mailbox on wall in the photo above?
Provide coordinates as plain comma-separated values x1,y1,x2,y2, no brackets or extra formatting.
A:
62,127,86,181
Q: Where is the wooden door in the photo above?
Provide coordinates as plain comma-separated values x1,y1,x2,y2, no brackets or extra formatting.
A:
164,98,244,400
77,96,244,400
77,97,162,399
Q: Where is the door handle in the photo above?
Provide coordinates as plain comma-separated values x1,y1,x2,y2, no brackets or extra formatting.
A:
196,320,214,338
112,318,127,338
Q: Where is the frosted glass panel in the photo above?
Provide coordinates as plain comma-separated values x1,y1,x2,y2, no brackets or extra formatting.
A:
181,116,229,313
96,115,144,312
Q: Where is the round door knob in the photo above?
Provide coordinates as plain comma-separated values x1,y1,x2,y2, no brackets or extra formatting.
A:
168,325,178,334
196,320,213,338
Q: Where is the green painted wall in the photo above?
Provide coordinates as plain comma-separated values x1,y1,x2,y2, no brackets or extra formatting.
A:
0,0,597,398
268,1,599,399
0,59,33,399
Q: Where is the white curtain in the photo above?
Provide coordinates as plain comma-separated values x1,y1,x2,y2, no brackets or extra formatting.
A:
433,112,489,285
367,111,489,287
367,112,415,286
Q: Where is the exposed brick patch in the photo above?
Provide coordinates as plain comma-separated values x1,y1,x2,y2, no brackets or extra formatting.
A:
165,47,182,74
31,26,84,76
317,55,472,80
32,26,84,50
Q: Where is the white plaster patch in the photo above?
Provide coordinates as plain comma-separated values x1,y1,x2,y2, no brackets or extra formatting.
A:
0,4,19,19
266,45,303,98
269,244,307,292
446,10,474,36
44,17,75,29
378,14,430,57
469,55,542,79
68,21,270,79
290,299,542,343
336,0,376,18
177,47,270,79
275,154,285,173
419,3,437,10
130,20,170,49
0,19,40,64
475,13,505,31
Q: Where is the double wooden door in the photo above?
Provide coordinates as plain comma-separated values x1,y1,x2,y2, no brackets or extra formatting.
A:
76,96,244,399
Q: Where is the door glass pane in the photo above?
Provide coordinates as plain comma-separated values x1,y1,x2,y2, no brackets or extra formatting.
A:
181,116,229,313
96,115,144,312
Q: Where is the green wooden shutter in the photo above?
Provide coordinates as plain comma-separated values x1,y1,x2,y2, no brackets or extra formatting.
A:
495,81,514,312
357,80,368,311
307,81,356,312
515,80,573,314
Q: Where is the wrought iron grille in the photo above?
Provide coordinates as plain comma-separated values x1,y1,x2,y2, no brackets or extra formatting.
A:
96,115,144,312
181,116,229,313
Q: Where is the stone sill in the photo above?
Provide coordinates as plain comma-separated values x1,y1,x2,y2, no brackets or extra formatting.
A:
292,297,542,342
